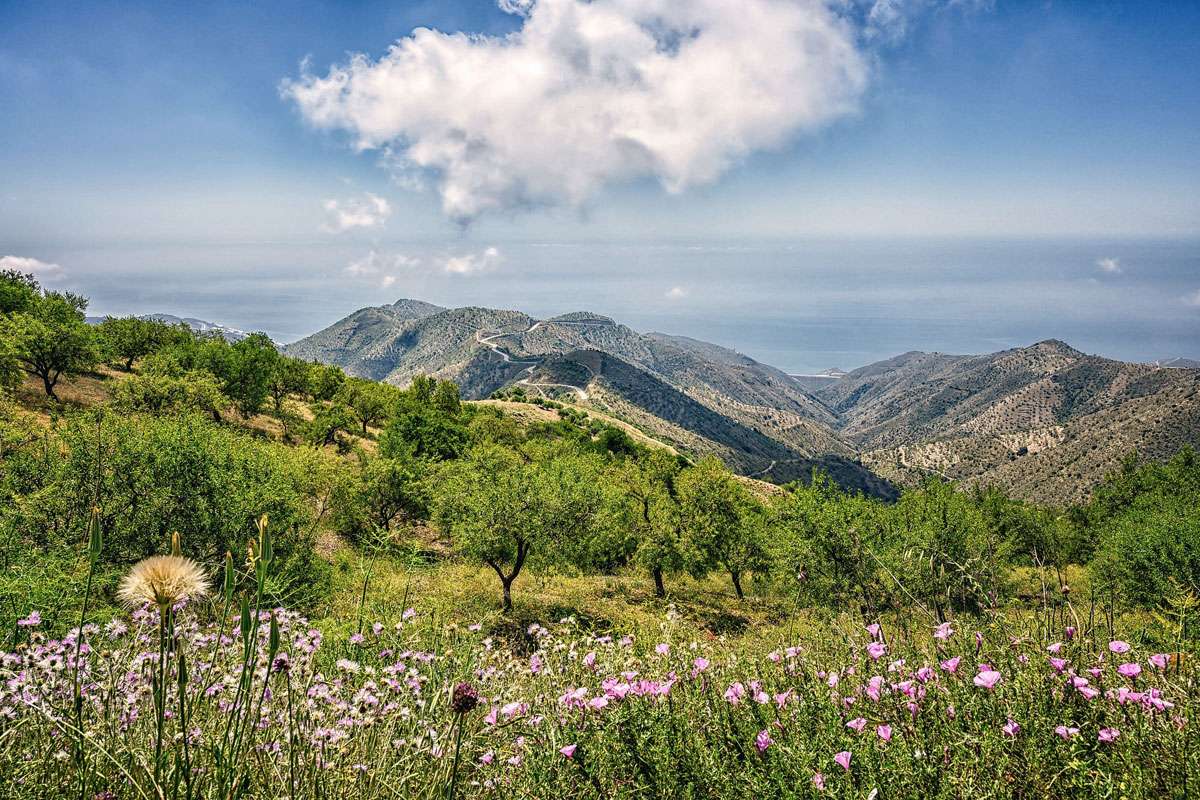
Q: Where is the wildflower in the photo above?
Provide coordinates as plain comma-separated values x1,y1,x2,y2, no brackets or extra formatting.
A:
834,751,852,772
946,705,956,719
1077,685,1099,701
479,750,495,765
692,657,710,677
1049,657,1068,673
1117,662,1142,679
17,611,41,628
117,556,209,609
812,772,826,791
349,633,365,645
1003,719,1020,737
973,670,1002,690
451,682,479,714
867,642,887,661
529,653,543,675
768,650,782,663
1098,727,1120,743
1055,725,1080,740
371,621,384,636
774,690,793,707
655,642,670,656
866,623,881,638
933,622,954,640
975,631,984,652
1047,642,1064,654
271,653,291,674
484,707,498,725
724,682,745,705
1149,653,1169,671
755,729,773,752
916,666,934,683
847,717,868,733
1108,640,1131,654
940,656,961,674
876,724,892,742
583,651,596,669
1064,626,1077,640
559,744,577,759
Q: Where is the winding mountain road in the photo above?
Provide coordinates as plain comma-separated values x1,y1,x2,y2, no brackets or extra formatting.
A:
476,322,591,401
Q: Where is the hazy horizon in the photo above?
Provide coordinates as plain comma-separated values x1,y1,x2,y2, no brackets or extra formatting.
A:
38,235,1198,375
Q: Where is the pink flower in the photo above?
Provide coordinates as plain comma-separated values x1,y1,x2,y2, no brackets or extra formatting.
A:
1117,662,1142,679
1149,653,1169,671
934,622,954,640
867,642,887,661
1003,719,1020,737
774,690,793,708
866,623,882,639
1064,626,1076,640
940,656,961,675
16,611,40,628
484,707,498,726
479,750,495,765
916,666,934,683
1047,642,1064,654
975,631,984,652
587,696,609,711
529,653,543,675
755,729,773,753
559,744,577,759
1055,725,1079,740
1049,657,1068,673
768,650,782,663
846,717,868,733
973,670,1002,690
655,642,670,656
1098,727,1120,743
1108,640,1131,654
724,682,745,705
1077,685,1100,701
834,751,852,772
692,657,710,677
812,772,826,791
876,724,893,742
583,651,596,669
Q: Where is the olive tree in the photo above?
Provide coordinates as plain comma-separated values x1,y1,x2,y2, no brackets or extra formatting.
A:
433,443,604,611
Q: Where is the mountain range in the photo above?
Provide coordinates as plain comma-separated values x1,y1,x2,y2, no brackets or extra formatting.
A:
284,300,1200,504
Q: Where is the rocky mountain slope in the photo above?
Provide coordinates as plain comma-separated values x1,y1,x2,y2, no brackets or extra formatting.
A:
285,300,893,493
824,341,1200,502
286,301,1198,504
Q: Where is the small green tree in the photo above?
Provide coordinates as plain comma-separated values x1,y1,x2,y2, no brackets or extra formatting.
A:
267,356,311,413
333,455,429,544
676,456,769,600
3,291,98,400
433,443,604,611
609,450,698,597
97,316,170,371
306,363,345,402
221,333,278,418
338,378,393,435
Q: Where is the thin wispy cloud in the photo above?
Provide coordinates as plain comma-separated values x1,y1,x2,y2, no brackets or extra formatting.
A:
0,255,65,282
322,192,391,233
442,247,503,276
1096,257,1122,275
283,0,869,224
344,247,502,287
1183,289,1200,308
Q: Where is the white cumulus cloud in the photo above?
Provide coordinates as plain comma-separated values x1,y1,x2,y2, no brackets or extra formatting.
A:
283,0,869,224
322,192,392,233
0,255,65,282
664,285,689,300
1096,257,1122,275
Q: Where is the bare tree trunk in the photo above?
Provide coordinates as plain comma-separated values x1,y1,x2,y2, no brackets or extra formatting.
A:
731,571,744,600
652,567,666,598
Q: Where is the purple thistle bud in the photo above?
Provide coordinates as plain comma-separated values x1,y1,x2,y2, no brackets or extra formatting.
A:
451,682,480,714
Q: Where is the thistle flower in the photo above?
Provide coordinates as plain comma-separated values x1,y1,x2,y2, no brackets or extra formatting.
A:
117,556,209,609
451,682,480,714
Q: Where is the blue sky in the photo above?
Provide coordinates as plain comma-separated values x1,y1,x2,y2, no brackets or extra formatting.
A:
1,0,1197,367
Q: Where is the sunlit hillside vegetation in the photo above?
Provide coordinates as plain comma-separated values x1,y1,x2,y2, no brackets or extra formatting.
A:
1,269,1198,798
